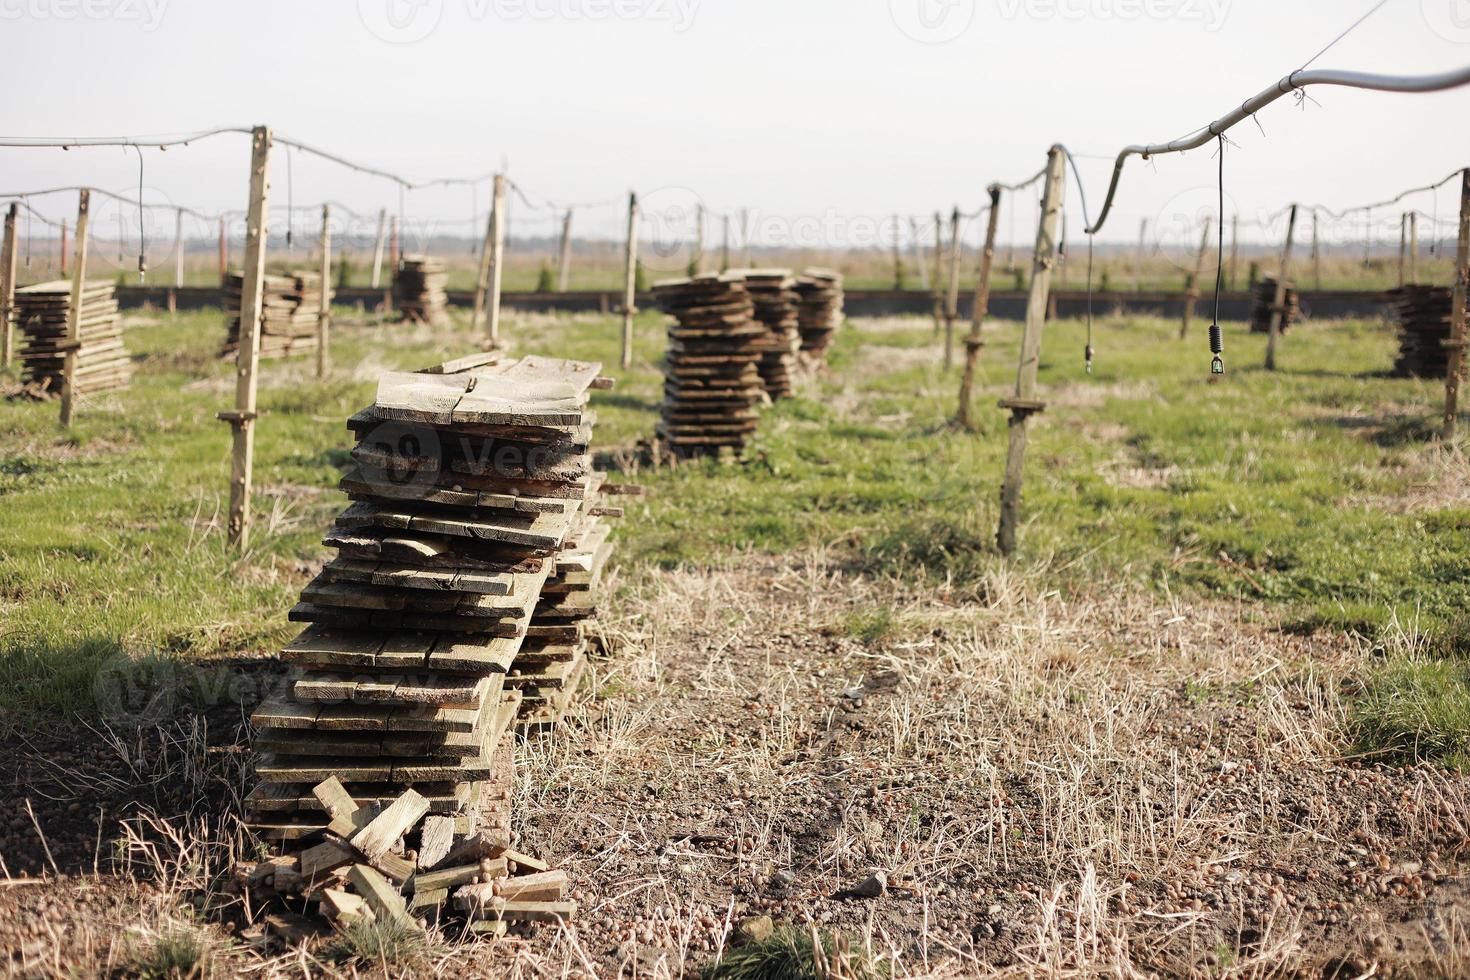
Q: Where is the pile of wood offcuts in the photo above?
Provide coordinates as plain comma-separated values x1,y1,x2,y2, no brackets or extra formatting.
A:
742,269,801,400
394,255,450,328
1387,285,1454,378
14,280,129,396
1249,276,1300,334
241,351,636,938
794,269,843,361
223,271,325,359
653,273,766,456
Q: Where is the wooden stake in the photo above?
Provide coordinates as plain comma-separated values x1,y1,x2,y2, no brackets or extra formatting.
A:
956,185,1001,428
620,192,639,371
740,208,751,266
891,214,903,289
1228,214,1239,292
60,218,68,277
1180,216,1211,340
169,207,183,314
692,205,705,275
370,208,387,289
1312,211,1322,291
486,175,507,347
556,208,573,292
217,216,228,284
1409,211,1419,285
59,190,91,429
1442,169,1469,440
389,214,400,272
316,204,331,379
996,146,1064,557
1264,204,1297,372
1134,217,1146,292
909,217,929,289
721,214,730,272
0,203,17,369
221,126,272,549
943,206,962,371
929,213,945,334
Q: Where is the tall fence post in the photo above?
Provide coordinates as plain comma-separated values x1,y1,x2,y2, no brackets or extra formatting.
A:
740,207,751,266
1134,217,1146,292
1264,204,1298,372
721,214,731,272
1312,211,1322,291
556,208,573,292
1398,212,1407,288
217,216,228,284
370,208,387,289
482,175,507,347
891,214,903,289
1180,216,1212,340
620,191,639,371
691,204,705,276
1443,169,1470,440
0,203,17,369
943,206,962,371
956,185,1001,428
930,212,944,334
1409,211,1419,285
997,147,1065,556
59,190,91,429
909,217,928,290
60,218,68,277
316,204,332,379
169,207,183,314
219,126,272,550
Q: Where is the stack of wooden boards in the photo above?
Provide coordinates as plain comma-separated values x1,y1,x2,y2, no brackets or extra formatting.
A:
794,269,844,361
1249,277,1300,334
244,351,633,933
394,255,450,328
1387,285,1454,378
223,271,325,359
13,280,130,396
237,777,573,937
743,269,801,400
653,273,766,455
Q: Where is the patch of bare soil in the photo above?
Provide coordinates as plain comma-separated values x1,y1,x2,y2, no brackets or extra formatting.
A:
1,556,1468,978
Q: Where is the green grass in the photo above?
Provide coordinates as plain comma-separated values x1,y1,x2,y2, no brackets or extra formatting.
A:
1,304,1466,751
1352,653,1470,769
704,926,886,980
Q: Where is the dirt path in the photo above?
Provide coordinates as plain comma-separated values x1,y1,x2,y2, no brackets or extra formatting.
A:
2,553,1468,977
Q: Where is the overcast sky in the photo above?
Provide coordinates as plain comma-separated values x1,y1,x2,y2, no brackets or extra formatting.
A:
1,0,1467,256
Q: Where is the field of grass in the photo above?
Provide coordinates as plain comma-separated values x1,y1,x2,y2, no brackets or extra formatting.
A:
2,301,1466,760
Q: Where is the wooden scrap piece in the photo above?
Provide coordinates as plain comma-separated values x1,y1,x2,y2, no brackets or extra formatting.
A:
350,789,430,861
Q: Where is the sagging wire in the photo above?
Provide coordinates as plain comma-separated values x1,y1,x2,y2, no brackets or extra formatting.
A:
285,144,294,253
131,143,147,280
1055,146,1096,373
1084,230,1095,373
1209,134,1226,376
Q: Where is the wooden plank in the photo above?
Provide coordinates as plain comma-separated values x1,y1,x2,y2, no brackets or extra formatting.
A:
417,815,455,870
346,864,420,933
350,789,430,861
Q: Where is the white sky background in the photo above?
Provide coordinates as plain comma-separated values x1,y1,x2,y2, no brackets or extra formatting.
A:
1,0,1468,258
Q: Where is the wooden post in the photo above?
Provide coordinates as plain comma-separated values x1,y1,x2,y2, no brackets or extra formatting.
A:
316,204,331,379
1312,211,1322,291
909,217,929,290
1264,204,1298,372
1398,212,1408,288
169,207,183,314
1442,169,1469,440
370,208,387,289
58,191,91,428
487,176,507,346
220,126,272,550
620,192,639,371
1180,216,1212,340
692,205,705,275
956,185,1001,428
1228,214,1239,291
556,208,573,292
1409,211,1419,285
389,214,400,272
740,208,751,266
891,214,903,289
0,203,17,369
721,214,731,272
997,147,1065,556
217,216,228,284
943,206,962,371
1134,217,1146,291
930,212,944,334
60,218,68,277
